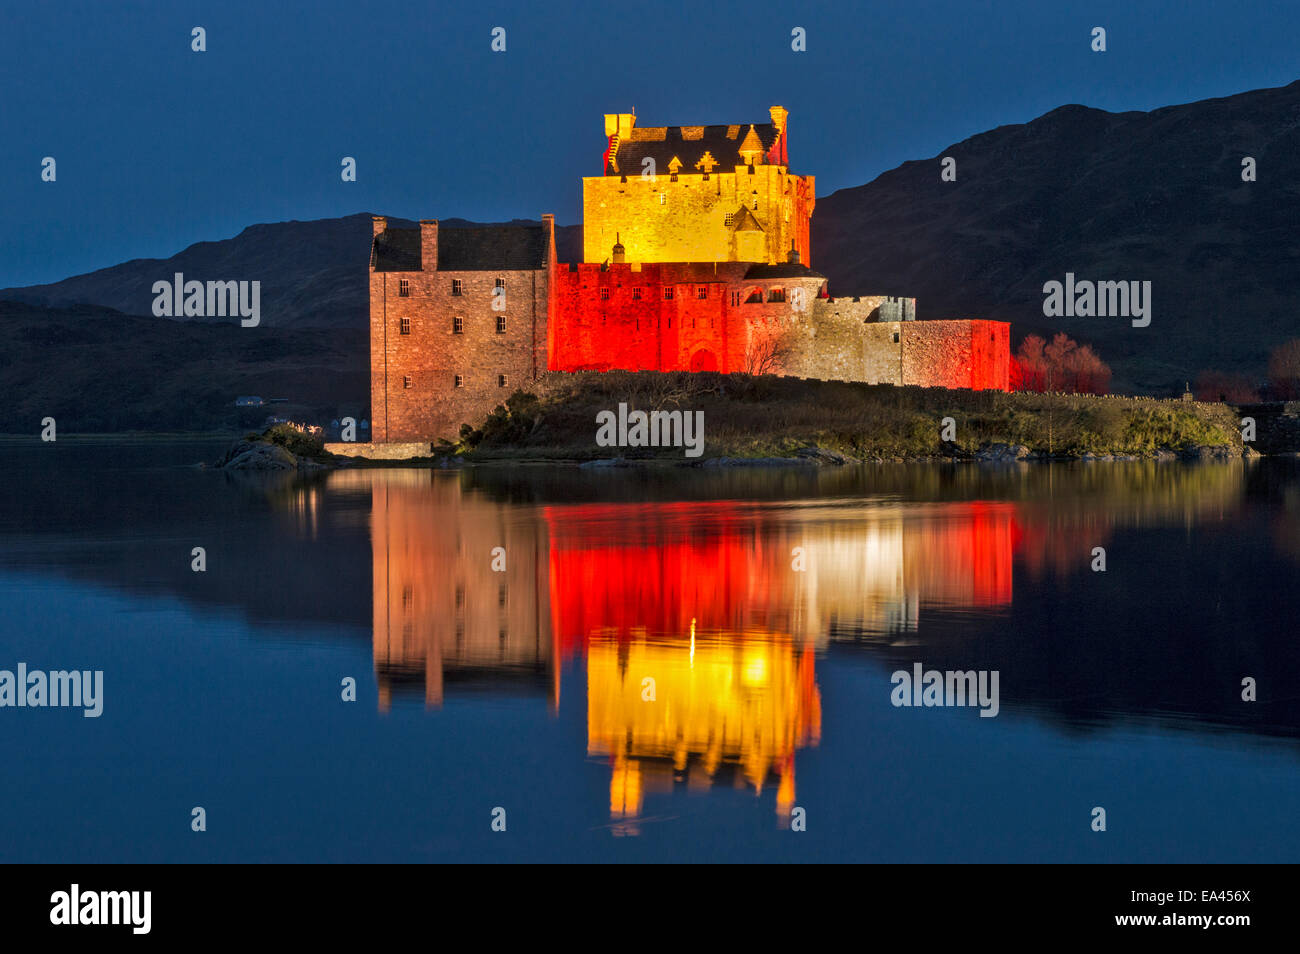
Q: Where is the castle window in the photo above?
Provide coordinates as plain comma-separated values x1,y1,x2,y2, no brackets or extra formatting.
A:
767,288,786,303
730,291,742,306
454,374,464,388
599,287,610,301
453,316,463,334
893,332,900,343
663,287,674,301
452,279,463,296
745,289,762,304
696,286,708,300
495,277,505,289
403,375,413,389
398,279,410,297
496,316,507,334
498,374,508,388
724,213,734,226
399,317,411,335
632,287,642,301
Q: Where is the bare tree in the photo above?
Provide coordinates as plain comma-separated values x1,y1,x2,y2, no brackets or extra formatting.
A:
744,327,794,375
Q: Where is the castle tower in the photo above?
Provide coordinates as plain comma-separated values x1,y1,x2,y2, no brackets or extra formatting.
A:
583,106,815,266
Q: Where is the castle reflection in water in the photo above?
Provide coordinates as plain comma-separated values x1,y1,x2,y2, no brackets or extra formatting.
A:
351,468,1034,824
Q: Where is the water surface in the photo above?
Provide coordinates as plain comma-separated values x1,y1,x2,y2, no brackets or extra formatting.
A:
1,439,1297,862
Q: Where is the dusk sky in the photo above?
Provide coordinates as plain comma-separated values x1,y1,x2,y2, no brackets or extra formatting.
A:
2,0,1297,288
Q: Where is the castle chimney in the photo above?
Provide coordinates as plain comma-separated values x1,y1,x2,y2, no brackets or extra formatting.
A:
787,240,800,265
419,219,438,272
611,232,625,264
372,215,387,237
540,213,556,265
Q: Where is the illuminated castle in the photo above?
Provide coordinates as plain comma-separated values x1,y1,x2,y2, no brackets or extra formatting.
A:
365,107,1011,445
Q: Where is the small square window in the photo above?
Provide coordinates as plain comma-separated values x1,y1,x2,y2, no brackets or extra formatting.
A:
893,332,900,343
498,374,508,388
663,287,674,301
399,316,410,335
454,374,464,388
495,277,505,289
403,375,412,389
632,287,642,301
453,316,463,334
452,279,463,296
398,278,410,297
599,287,610,301
696,286,708,300
730,291,741,306
496,316,507,334
724,213,734,227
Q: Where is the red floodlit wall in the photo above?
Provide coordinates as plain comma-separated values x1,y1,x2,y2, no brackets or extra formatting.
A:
550,263,752,374
902,319,1010,391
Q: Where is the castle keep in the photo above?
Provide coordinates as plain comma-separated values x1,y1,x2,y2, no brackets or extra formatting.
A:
367,107,1011,445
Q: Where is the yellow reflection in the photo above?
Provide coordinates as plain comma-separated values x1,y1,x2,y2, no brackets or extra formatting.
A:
587,631,821,822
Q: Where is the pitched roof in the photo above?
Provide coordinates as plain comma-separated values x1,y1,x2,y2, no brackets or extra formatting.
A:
371,228,421,271
371,225,550,272
744,262,826,280
608,123,780,176
438,225,549,270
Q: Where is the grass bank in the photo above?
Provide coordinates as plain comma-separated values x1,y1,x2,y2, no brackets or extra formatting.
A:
444,371,1243,463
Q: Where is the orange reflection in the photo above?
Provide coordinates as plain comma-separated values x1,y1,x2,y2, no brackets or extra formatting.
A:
367,476,1024,823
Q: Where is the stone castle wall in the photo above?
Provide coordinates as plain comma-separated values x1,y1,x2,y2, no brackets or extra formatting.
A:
370,266,550,443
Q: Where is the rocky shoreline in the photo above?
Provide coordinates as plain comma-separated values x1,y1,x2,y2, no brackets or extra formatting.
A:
208,435,1261,472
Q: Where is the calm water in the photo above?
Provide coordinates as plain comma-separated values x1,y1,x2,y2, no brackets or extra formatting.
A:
1,438,1298,862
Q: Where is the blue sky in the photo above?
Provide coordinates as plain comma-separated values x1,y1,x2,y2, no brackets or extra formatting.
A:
2,0,1297,287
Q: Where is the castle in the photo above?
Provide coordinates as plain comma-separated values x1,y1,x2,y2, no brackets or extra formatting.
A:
365,106,1010,446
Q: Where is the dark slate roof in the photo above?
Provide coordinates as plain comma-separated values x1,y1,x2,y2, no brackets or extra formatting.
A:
371,228,421,271
371,225,549,272
438,225,548,270
744,263,826,280
609,124,780,176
